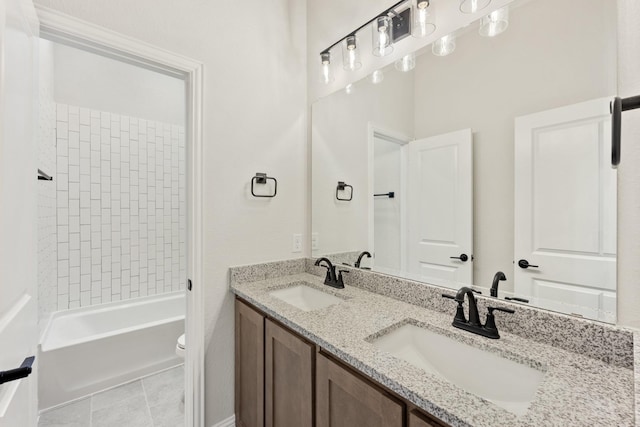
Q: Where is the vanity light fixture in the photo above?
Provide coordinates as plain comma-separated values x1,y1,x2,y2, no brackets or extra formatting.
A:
432,34,456,56
371,69,385,84
395,53,416,72
320,52,334,84
459,0,491,14
373,16,394,57
342,35,362,71
412,0,436,38
479,6,509,37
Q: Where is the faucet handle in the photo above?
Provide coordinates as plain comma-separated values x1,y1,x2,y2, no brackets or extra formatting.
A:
487,306,515,314
441,294,456,300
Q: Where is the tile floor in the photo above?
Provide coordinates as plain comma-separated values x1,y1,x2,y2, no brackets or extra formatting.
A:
38,365,184,427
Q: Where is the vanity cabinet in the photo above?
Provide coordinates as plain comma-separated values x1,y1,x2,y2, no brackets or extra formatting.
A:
235,297,450,427
235,299,265,427
265,318,314,427
316,353,404,427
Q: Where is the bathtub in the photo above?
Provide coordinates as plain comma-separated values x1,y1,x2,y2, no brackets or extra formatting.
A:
38,291,185,410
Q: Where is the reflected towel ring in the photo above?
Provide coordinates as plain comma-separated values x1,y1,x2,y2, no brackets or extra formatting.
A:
251,173,277,198
336,181,353,201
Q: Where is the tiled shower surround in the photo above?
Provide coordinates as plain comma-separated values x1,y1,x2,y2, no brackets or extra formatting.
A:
41,104,186,317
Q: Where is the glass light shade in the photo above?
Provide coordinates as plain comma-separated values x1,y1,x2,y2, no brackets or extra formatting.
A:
345,83,355,95
412,0,436,38
320,52,334,84
395,53,416,72
479,7,509,37
432,34,456,56
341,35,362,71
372,16,394,57
371,69,384,84
459,0,491,13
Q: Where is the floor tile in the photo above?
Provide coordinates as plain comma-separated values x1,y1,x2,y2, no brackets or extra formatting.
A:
149,399,184,427
91,394,152,427
38,398,91,427
91,380,145,412
142,366,184,408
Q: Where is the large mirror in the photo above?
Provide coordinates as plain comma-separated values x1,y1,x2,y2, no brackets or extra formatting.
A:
312,0,617,322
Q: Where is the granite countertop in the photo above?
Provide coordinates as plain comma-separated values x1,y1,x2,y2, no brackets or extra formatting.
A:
231,272,635,427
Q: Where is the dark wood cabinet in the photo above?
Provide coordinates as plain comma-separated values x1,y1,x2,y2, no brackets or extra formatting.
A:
316,353,404,427
408,409,445,427
265,319,314,427
235,297,451,427
235,299,265,427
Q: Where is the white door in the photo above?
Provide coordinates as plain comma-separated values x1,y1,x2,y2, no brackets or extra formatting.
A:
514,98,616,322
0,0,39,425
406,129,473,289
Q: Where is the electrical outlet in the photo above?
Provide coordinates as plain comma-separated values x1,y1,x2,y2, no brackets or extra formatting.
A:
311,233,319,250
292,234,302,253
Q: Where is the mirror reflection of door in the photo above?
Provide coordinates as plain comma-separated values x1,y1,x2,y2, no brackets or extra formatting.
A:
406,129,473,289
372,132,407,273
514,98,616,322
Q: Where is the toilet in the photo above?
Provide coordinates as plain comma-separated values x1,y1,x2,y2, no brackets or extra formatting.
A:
176,333,185,359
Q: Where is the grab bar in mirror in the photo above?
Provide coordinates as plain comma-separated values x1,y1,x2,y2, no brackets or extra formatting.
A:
374,192,395,198
611,94,640,167
38,169,53,181
336,181,353,201
251,172,277,198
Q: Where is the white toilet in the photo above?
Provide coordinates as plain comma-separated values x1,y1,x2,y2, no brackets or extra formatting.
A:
176,333,185,359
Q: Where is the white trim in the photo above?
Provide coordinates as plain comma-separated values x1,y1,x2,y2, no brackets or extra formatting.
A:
211,414,236,427
35,7,205,427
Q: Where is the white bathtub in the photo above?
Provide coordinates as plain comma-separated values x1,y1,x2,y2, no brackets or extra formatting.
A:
38,292,185,410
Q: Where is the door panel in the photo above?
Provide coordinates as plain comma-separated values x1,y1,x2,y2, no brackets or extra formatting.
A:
514,97,616,321
0,0,39,426
235,300,264,427
406,129,473,288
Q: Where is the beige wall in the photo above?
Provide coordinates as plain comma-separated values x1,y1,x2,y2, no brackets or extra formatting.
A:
33,0,308,425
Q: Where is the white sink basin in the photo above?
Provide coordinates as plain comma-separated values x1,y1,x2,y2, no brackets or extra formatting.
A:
269,284,343,311
371,324,544,416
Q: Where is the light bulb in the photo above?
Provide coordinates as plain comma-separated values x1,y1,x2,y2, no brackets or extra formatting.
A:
433,34,456,56
371,69,384,84
412,0,436,38
345,83,355,95
342,35,362,71
395,53,416,72
372,16,393,57
459,0,491,14
320,52,334,84
479,6,509,37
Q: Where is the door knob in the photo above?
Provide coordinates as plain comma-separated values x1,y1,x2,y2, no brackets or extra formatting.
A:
517,259,539,269
450,254,469,262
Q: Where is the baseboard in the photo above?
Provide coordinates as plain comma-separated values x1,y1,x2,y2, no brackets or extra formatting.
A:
211,414,235,427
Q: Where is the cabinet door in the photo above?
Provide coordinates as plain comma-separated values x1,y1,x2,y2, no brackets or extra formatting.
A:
316,353,403,427
235,299,265,427
409,409,445,427
265,320,314,427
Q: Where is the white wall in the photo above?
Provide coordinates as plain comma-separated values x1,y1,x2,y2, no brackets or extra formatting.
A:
33,0,308,424
50,40,185,125
311,70,413,256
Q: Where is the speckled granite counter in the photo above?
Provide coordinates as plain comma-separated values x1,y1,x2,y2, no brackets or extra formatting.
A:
230,271,634,427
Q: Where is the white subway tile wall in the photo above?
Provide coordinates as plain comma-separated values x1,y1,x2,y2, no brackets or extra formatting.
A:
54,105,186,310
37,76,58,320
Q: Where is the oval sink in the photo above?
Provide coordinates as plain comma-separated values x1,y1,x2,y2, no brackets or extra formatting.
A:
371,323,544,416
269,284,343,311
